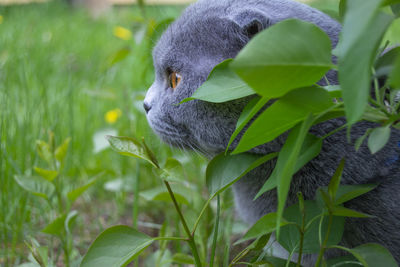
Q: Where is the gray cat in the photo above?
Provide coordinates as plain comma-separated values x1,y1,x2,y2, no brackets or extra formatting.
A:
144,0,400,264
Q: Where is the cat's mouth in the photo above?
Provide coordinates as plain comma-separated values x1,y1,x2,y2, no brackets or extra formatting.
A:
148,118,217,157
149,119,191,146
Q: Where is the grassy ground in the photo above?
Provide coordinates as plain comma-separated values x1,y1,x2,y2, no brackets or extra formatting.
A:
1,1,399,267
0,2,206,266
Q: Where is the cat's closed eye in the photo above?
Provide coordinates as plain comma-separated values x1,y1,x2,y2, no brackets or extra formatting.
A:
168,71,182,90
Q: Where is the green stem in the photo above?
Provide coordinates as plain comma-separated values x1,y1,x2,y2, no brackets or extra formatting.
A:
315,213,333,267
164,181,202,267
153,236,188,242
55,185,64,214
372,68,381,105
133,162,140,267
296,208,306,266
191,197,213,235
63,238,70,267
209,195,220,267
286,246,298,267
322,124,348,139
229,249,250,267
132,161,140,228
223,213,233,267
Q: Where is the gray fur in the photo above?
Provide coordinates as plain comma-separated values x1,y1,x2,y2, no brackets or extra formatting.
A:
144,0,400,264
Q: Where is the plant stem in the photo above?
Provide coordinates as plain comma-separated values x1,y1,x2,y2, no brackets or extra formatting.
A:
63,239,70,267
133,161,140,228
164,181,202,266
223,212,233,267
315,213,333,267
191,197,213,236
153,236,188,242
322,124,348,139
286,246,297,267
209,195,220,267
229,249,250,267
133,162,140,267
296,207,306,266
372,68,381,105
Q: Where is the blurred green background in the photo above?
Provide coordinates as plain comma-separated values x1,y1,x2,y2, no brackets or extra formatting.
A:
0,0,399,266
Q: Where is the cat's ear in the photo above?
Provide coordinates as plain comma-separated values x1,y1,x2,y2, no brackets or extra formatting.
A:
232,10,271,39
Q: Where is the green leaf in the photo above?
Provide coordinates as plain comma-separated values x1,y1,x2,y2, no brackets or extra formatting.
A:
323,85,342,98
171,253,195,265
36,140,53,164
374,46,400,78
391,4,400,17
355,129,372,151
17,263,41,267
206,152,277,197
367,126,391,154
279,201,345,254
231,19,333,98
55,137,71,164
334,243,397,267
328,159,345,200
257,256,297,267
181,59,255,103
140,187,189,205
319,188,334,210
42,210,77,237
107,47,131,67
42,215,66,236
226,96,270,152
336,0,394,123
33,167,58,182
255,134,322,198
331,206,373,218
383,0,400,5
274,114,315,237
390,53,400,88
65,210,78,236
334,184,377,204
67,174,101,204
13,175,55,200
81,225,154,267
106,135,159,168
326,255,359,267
339,0,347,20
159,158,185,181
24,238,49,267
294,134,323,171
362,106,389,122
336,0,386,55
246,234,271,251
233,86,333,154
239,213,288,243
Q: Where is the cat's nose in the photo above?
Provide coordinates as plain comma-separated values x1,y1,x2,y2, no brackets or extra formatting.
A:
143,101,152,113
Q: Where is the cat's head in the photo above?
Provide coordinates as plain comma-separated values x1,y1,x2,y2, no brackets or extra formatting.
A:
144,0,340,156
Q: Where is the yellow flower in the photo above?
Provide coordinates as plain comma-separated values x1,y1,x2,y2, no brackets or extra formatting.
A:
0,15,3,24
105,109,122,124
113,26,132,41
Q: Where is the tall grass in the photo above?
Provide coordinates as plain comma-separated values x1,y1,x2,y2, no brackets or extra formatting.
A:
0,3,197,265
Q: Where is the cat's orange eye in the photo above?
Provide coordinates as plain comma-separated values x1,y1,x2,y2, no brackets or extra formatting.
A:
169,72,182,90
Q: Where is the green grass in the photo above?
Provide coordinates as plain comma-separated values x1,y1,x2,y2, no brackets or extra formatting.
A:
0,2,208,266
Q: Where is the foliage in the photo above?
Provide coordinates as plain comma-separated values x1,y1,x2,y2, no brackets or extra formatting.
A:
81,0,400,266
13,132,101,267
